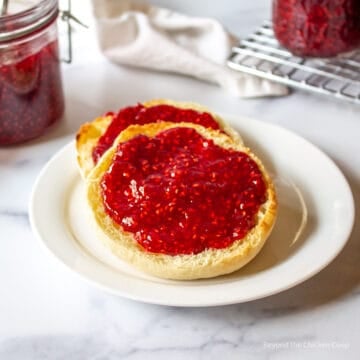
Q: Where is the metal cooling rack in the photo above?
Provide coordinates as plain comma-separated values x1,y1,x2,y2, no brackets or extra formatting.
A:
227,22,360,104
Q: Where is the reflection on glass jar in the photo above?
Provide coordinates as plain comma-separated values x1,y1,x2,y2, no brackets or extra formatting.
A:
272,0,360,58
0,0,64,145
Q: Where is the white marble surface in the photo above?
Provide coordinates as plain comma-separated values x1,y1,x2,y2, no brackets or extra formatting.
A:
1,1,360,359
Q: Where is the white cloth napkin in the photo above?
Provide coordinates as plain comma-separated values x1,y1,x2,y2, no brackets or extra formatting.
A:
91,0,288,98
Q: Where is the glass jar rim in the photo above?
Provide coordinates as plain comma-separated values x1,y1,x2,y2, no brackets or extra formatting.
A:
0,0,58,43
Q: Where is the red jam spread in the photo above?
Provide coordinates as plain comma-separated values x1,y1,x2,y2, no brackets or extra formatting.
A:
273,0,360,57
100,127,267,255
92,104,222,164
0,40,64,145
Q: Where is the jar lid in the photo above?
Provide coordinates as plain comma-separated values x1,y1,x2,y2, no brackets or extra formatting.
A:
0,0,58,42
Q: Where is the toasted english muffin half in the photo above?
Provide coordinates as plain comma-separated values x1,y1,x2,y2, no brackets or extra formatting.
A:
86,122,277,280
76,99,242,178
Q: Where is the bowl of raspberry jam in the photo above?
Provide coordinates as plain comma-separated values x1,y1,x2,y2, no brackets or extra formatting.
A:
273,0,360,58
0,0,64,145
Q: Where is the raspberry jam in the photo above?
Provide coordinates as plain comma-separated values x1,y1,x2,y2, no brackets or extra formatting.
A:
101,127,267,255
0,40,64,144
92,104,221,164
273,0,360,57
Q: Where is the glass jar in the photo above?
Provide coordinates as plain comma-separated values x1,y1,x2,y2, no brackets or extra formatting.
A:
0,0,64,145
272,0,360,58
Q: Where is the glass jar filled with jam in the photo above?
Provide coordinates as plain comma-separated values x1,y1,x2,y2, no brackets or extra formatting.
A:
273,0,360,58
0,0,64,145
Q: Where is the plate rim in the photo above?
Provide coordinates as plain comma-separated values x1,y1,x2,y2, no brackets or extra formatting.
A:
29,115,355,307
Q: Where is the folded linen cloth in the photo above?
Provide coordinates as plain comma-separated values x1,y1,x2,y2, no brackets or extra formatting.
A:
91,0,288,98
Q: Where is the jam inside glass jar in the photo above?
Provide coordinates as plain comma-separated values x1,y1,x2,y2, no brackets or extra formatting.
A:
0,0,64,145
273,0,360,57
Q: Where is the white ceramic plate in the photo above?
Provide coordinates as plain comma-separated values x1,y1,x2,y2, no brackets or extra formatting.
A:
29,115,354,307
